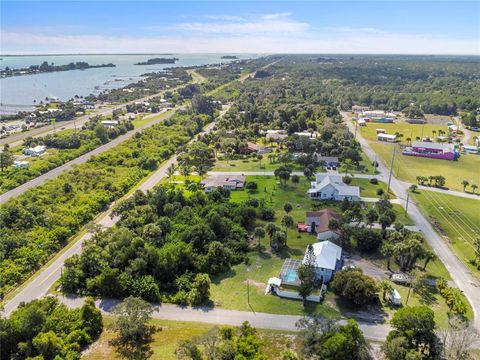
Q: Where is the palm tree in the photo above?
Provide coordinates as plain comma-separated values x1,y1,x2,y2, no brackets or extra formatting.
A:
180,164,191,181
253,227,265,251
167,164,176,183
472,184,478,194
462,180,470,192
281,215,294,246
422,249,437,271
406,137,411,146
379,280,393,302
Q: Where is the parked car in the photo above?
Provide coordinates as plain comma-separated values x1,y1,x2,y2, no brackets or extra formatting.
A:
391,273,412,284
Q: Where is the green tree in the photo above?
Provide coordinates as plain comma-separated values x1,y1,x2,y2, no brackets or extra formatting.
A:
330,268,377,305
80,297,103,339
283,202,293,214
253,226,265,250
0,146,14,171
110,296,157,359
379,280,393,302
461,180,469,192
297,244,317,306
385,305,437,359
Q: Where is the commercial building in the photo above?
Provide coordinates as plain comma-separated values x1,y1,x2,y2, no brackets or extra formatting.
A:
402,141,460,161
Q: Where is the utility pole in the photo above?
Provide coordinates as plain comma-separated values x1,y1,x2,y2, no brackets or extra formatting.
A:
387,145,396,194
354,119,358,138
247,279,250,306
405,191,410,216
373,154,377,175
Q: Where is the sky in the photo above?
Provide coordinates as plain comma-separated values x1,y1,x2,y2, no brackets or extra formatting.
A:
1,1,480,55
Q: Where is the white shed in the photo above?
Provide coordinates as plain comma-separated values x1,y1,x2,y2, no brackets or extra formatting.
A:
390,289,402,306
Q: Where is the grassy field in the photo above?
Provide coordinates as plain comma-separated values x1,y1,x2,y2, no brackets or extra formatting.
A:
412,189,480,279
207,176,463,326
350,178,388,198
370,142,480,192
359,122,450,142
83,317,298,360
212,158,305,172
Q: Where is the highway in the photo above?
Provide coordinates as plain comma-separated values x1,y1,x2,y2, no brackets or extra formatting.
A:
342,111,480,331
0,108,181,204
0,82,187,148
1,119,216,317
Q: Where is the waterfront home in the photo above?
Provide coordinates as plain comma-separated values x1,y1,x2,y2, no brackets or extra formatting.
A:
308,174,361,201
200,174,246,192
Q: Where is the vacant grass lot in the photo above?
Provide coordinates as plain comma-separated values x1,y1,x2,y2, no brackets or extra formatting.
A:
359,122,450,142
350,178,388,198
83,317,297,360
370,142,480,192
412,189,480,279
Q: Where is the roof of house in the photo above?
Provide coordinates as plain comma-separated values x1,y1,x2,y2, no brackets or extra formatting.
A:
315,155,339,163
304,240,342,270
316,209,341,233
412,141,455,152
246,142,259,151
377,133,398,139
201,174,246,188
266,133,288,140
308,174,360,198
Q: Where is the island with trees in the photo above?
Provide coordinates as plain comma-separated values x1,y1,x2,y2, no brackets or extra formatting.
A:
1,61,115,77
134,57,179,65
221,55,238,59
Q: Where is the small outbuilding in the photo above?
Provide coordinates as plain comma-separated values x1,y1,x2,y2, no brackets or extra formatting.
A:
390,289,402,306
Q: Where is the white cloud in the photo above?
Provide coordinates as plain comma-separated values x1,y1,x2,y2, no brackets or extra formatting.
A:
262,12,292,20
1,27,479,55
170,12,308,34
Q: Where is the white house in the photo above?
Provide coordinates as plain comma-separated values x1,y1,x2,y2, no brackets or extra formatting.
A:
304,241,342,283
12,160,29,168
308,174,361,201
200,174,246,193
101,120,119,128
377,133,399,143
24,145,46,157
305,209,341,241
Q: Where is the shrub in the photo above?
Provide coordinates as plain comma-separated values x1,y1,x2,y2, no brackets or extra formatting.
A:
330,268,377,305
377,188,384,196
370,178,378,185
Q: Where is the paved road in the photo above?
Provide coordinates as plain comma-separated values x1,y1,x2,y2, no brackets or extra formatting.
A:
417,185,480,200
342,112,480,331
1,83,186,148
1,119,216,317
59,295,390,341
208,171,377,179
0,108,181,204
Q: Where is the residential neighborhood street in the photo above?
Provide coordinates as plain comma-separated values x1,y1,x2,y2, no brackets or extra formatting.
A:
342,112,480,331
0,108,182,204
59,295,391,341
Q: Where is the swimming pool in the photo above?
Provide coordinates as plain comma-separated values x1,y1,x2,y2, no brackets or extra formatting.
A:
284,269,298,283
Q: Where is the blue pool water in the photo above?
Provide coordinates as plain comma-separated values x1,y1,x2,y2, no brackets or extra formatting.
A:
284,269,298,282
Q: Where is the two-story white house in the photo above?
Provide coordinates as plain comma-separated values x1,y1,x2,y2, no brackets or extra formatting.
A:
303,240,342,283
308,174,360,201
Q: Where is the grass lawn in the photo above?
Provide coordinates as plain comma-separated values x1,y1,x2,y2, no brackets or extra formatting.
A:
83,317,298,360
370,142,480,192
411,189,480,279
350,178,389,198
359,122,450,142
212,158,304,172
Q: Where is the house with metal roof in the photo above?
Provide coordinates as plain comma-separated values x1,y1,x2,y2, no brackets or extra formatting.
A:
303,240,342,283
308,174,361,201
